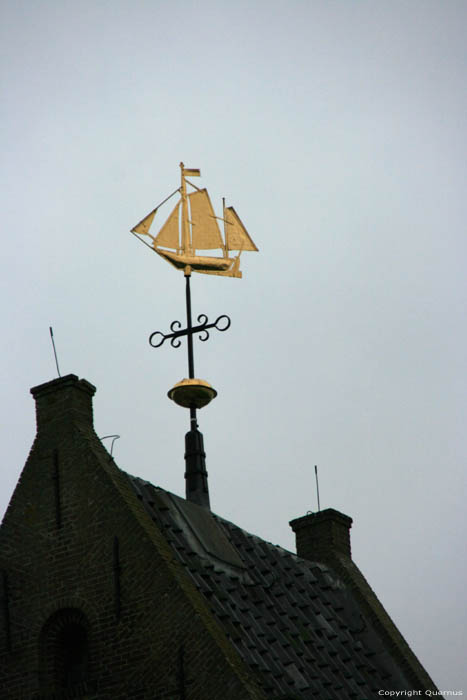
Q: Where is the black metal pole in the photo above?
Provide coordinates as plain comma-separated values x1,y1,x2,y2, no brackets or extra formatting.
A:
184,271,209,508
185,273,198,431
185,273,194,378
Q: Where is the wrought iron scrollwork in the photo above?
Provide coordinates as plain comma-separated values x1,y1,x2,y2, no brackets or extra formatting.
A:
197,314,209,342
197,314,231,342
148,331,167,348
169,320,182,347
149,313,231,349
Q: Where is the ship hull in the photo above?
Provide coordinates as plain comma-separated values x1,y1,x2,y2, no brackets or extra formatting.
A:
156,248,234,273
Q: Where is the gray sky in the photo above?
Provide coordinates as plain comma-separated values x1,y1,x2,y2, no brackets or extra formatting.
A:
2,0,466,692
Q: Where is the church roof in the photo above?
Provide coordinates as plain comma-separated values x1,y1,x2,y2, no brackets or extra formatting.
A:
129,475,417,699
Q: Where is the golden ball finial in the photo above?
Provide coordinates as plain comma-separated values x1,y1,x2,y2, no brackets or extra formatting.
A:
168,378,217,409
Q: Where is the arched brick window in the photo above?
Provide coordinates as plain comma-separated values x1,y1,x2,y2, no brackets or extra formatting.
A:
40,608,91,694
55,619,88,687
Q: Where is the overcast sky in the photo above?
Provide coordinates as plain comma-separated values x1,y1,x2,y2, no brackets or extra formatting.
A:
1,0,466,692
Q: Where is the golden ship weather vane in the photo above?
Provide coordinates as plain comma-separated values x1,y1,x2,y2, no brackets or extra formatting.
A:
131,162,258,508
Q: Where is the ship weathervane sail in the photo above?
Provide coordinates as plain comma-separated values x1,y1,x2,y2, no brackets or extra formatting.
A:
131,162,258,278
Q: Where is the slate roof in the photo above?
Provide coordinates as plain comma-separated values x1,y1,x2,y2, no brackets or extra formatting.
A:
129,475,413,700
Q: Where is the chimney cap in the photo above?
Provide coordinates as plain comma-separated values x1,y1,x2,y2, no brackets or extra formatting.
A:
30,374,96,434
289,508,352,532
289,508,353,562
31,374,96,398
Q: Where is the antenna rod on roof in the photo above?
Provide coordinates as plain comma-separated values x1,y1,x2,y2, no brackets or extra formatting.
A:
315,464,321,512
49,327,61,378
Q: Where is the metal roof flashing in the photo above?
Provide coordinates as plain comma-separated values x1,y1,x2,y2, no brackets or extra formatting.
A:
133,479,247,576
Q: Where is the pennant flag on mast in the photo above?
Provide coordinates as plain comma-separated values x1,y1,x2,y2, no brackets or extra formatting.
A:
183,167,201,177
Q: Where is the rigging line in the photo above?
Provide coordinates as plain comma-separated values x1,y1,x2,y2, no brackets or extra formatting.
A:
153,186,181,209
131,187,181,231
131,231,157,251
185,178,202,192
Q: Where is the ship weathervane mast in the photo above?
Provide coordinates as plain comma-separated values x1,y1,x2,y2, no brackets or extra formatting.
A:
179,161,200,262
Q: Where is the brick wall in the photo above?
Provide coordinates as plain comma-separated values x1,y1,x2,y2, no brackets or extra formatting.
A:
0,376,265,700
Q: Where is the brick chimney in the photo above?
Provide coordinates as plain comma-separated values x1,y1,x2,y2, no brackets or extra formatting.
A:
30,374,96,435
289,508,353,562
